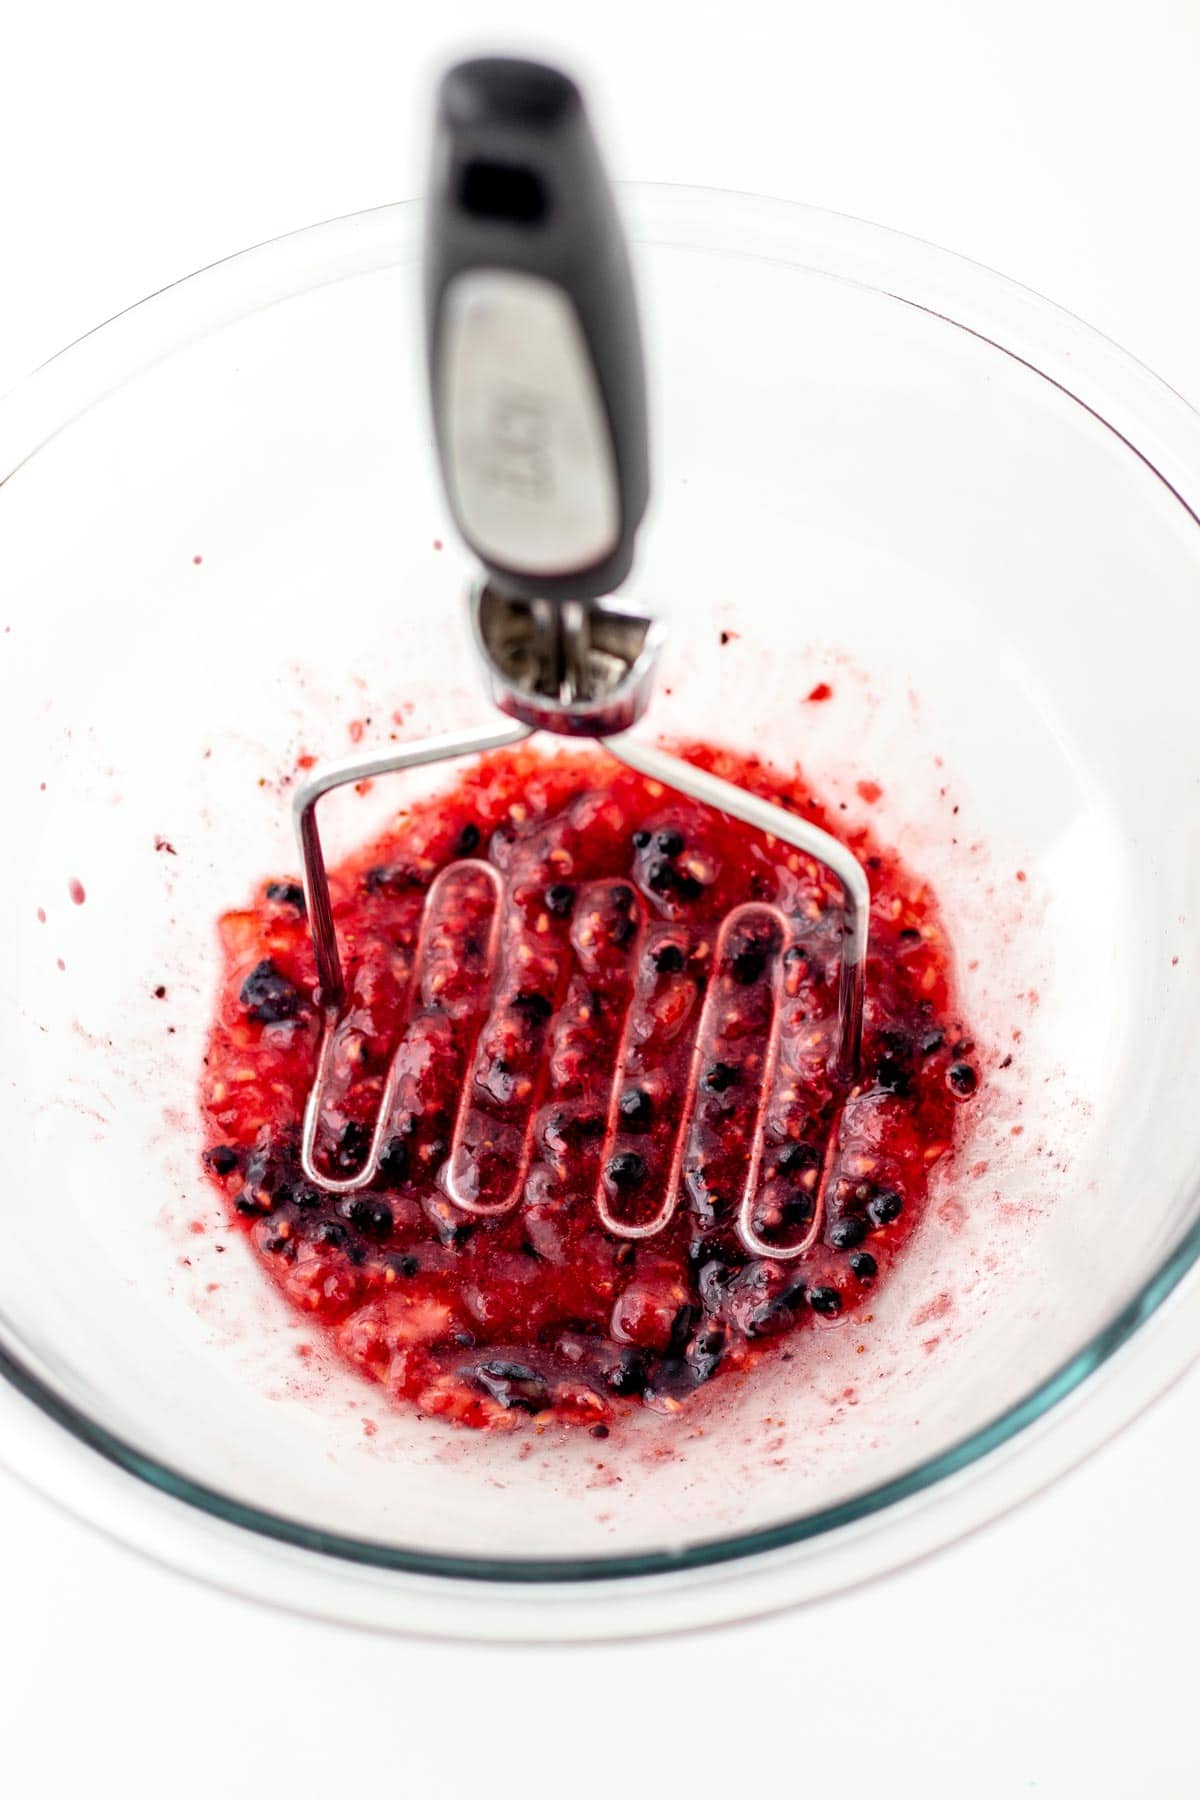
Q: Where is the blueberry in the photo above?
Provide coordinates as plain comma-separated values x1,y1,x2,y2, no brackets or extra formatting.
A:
333,1120,371,1174
703,1062,738,1094
234,1188,272,1216
653,943,685,974
545,882,575,916
243,1147,275,1195
730,943,767,985
632,829,652,849
346,1197,393,1237
479,1358,539,1382
920,1030,945,1057
875,1055,911,1096
455,822,481,854
781,1194,816,1232
849,1251,878,1282
607,1151,646,1188
674,873,703,902
828,1216,867,1250
664,1304,696,1359
655,830,685,856
608,1350,648,1397
265,881,306,912
364,861,423,895
868,1189,904,1227
315,1220,349,1247
239,959,303,1024
473,1361,549,1414
746,1299,793,1337
698,1259,732,1308
512,990,553,1022
948,1061,978,1098
378,1136,409,1188
204,1144,240,1176
687,1328,726,1385
778,1141,820,1177
618,1088,653,1131
808,1285,843,1317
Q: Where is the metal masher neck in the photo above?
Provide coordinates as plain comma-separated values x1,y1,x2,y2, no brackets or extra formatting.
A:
470,582,664,739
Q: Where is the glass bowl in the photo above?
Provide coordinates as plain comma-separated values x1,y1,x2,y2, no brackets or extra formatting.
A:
2,186,1199,1642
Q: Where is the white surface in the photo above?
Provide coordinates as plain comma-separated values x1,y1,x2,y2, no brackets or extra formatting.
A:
1,0,1198,1792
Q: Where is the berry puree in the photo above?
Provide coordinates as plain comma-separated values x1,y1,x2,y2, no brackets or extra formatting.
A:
201,742,978,1431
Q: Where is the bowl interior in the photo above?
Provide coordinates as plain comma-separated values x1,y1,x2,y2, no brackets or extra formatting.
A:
1,194,1198,1567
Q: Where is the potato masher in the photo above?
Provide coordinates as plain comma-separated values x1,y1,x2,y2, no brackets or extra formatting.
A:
293,57,869,1261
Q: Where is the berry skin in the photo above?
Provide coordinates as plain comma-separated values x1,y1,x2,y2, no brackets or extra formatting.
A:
808,1285,843,1318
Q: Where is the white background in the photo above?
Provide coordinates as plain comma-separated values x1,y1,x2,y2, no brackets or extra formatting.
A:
1,2,1198,1793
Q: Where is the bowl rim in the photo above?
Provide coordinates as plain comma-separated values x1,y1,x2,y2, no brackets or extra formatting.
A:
2,183,1199,1639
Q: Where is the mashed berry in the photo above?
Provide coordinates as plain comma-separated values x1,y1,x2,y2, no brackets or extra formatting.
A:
201,743,975,1430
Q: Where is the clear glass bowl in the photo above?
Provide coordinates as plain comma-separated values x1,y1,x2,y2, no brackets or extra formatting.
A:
2,186,1199,1641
